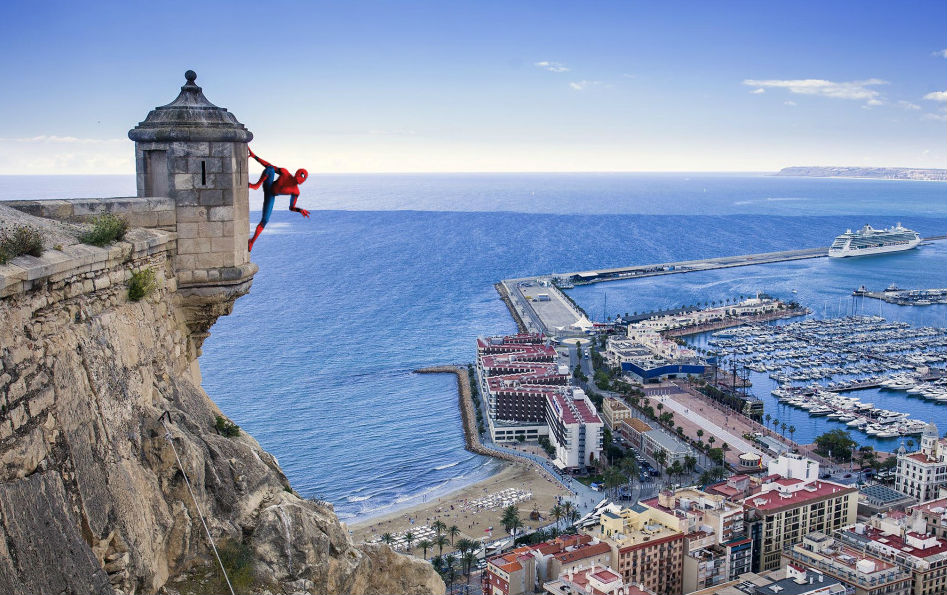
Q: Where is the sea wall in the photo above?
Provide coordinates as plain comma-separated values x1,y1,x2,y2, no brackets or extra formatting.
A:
0,203,444,594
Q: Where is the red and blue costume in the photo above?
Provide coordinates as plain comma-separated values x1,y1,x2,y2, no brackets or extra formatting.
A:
247,147,309,251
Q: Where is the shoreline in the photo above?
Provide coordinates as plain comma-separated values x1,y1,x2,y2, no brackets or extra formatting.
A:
346,462,570,547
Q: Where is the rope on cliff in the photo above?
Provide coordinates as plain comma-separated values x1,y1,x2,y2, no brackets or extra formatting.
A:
159,412,235,595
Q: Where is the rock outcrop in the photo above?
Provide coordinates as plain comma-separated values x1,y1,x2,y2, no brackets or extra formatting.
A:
0,205,444,594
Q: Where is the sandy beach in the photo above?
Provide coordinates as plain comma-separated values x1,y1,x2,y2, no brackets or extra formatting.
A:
346,462,571,551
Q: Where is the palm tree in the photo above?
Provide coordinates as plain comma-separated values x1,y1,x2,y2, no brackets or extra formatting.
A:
447,525,460,546
707,436,716,449
562,500,575,519
456,538,476,558
443,554,457,593
696,429,704,440
620,457,639,496
462,551,476,585
435,534,448,556
431,554,444,572
418,539,432,559
550,504,564,529
381,532,393,545
654,448,668,478
404,531,415,552
683,455,697,474
433,519,447,536
764,413,771,429
501,505,521,535
604,466,623,499
772,418,780,433
788,425,796,443
780,422,788,437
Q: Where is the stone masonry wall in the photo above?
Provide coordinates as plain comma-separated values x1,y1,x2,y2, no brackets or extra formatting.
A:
4,197,176,232
134,141,251,286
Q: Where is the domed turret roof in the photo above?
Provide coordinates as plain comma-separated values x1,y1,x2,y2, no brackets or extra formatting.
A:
128,70,252,143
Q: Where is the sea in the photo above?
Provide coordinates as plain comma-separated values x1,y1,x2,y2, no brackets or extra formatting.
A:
2,173,945,521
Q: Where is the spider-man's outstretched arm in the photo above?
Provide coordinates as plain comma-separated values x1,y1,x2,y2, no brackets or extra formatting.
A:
288,193,310,218
248,146,274,168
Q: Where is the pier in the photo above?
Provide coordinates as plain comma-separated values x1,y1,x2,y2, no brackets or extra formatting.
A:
854,286,947,306
499,237,945,338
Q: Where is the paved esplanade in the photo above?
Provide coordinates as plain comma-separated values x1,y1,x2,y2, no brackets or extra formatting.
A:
655,392,772,464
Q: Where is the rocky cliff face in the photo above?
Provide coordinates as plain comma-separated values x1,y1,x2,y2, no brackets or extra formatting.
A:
0,206,444,595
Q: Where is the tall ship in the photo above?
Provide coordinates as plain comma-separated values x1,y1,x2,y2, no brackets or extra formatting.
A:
829,223,921,258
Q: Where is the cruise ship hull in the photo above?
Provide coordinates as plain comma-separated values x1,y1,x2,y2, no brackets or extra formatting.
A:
828,237,921,258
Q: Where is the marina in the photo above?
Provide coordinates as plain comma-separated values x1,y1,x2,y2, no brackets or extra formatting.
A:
704,315,947,439
567,238,947,450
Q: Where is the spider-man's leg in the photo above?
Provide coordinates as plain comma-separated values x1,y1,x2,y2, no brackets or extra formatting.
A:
250,165,276,190
249,191,276,251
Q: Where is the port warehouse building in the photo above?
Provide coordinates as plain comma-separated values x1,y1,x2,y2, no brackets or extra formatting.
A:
620,360,708,382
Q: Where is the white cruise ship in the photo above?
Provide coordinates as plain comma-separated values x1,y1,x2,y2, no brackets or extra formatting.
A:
829,223,921,258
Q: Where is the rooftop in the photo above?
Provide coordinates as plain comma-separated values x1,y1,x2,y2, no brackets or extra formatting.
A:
856,526,947,560
911,497,947,515
552,541,612,563
860,484,916,506
743,480,854,513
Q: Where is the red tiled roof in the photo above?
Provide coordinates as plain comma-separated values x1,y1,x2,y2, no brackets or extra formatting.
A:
590,568,621,583
743,480,854,512
861,527,947,559
911,498,947,514
553,541,612,563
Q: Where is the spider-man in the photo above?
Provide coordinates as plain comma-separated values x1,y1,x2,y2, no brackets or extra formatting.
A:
247,147,310,251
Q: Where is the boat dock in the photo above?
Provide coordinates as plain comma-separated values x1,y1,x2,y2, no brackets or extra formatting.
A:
854,285,947,306
499,237,945,338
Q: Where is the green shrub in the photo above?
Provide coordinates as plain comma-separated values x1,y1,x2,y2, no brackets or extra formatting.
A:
0,225,44,264
215,415,240,437
215,539,255,592
80,214,128,246
127,268,157,301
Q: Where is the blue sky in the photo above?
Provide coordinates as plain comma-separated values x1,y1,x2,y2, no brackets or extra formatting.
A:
1,0,944,173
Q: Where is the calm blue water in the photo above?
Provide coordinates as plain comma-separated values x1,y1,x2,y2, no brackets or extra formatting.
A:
3,174,945,518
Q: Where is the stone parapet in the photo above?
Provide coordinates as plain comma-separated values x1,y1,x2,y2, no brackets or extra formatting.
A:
0,228,175,299
5,197,176,231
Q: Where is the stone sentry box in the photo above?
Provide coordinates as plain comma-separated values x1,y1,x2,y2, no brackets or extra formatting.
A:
129,70,257,353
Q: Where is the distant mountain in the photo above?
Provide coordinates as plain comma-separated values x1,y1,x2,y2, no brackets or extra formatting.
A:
775,166,946,182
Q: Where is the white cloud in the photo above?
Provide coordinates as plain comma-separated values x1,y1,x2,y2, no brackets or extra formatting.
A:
750,88,765,94
934,49,947,58
922,112,947,122
742,78,887,104
923,90,947,102
897,100,921,110
866,98,884,106
534,61,570,73
784,100,796,106
568,80,601,91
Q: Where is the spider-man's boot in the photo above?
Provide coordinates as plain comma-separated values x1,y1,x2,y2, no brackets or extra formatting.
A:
248,223,265,252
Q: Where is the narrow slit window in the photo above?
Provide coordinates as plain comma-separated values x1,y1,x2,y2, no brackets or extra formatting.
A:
201,161,207,186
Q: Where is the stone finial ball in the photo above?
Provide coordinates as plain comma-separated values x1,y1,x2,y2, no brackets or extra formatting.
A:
185,70,197,82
